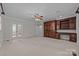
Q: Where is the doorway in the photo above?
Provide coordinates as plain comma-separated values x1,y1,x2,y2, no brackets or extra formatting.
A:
12,24,23,39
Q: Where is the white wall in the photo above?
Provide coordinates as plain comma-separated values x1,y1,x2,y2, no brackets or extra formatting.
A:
0,5,2,46
35,21,44,37
76,14,79,55
0,15,3,47
0,15,5,47
76,14,79,44
1,15,36,40
23,18,36,38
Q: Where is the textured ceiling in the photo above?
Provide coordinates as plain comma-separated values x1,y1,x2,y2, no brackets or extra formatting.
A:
2,3,79,21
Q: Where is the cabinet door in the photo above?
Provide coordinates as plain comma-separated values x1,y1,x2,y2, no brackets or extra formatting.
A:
44,31,49,37
50,21,56,31
56,20,60,29
70,33,77,42
60,19,69,29
55,32,60,39
44,22,50,30
48,31,56,38
44,21,57,38
69,17,76,29
60,17,76,29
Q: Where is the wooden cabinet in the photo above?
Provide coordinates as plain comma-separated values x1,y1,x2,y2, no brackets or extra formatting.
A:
55,32,60,39
44,21,56,31
44,16,77,42
69,17,76,29
59,33,77,42
56,20,60,30
44,20,57,38
44,30,49,37
60,19,69,29
70,33,77,42
60,17,76,29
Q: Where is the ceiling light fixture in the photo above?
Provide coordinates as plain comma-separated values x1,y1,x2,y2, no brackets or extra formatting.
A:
34,14,43,21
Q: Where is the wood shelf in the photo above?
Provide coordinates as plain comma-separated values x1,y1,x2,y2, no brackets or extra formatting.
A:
44,16,77,42
60,17,76,29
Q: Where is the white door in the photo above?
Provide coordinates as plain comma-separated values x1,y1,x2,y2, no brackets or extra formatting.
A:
12,24,23,39
17,24,23,39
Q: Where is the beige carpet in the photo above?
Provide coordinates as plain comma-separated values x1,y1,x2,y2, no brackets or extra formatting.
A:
0,37,77,56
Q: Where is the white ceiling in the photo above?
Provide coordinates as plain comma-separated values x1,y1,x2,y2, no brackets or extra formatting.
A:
2,3,79,21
